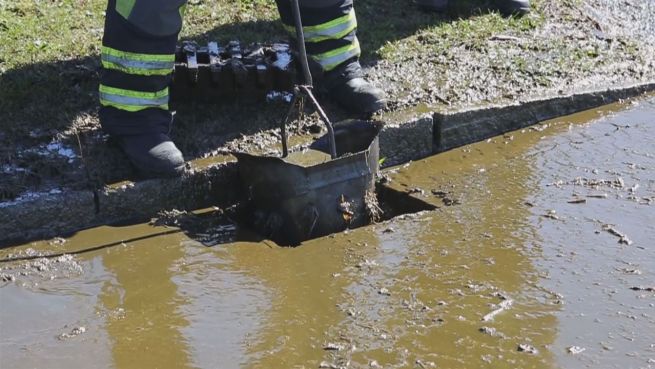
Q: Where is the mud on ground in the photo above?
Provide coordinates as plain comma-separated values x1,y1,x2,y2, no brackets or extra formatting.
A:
1,0,654,204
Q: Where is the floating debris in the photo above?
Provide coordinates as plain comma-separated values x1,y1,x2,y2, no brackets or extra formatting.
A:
601,224,633,245
415,359,437,368
479,326,498,336
482,298,513,322
567,346,586,355
58,326,86,340
542,210,559,220
338,195,355,223
369,360,382,368
356,259,378,269
629,286,654,292
407,187,425,195
517,343,538,354
323,342,346,351
567,198,587,204
616,268,642,275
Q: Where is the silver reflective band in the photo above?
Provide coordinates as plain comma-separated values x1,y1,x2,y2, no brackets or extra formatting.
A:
102,53,174,73
99,91,169,108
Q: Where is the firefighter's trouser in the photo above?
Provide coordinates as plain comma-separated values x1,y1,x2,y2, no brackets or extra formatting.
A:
99,0,361,136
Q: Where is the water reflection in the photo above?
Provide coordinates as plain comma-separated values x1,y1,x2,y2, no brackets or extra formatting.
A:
2,97,653,369
97,228,194,369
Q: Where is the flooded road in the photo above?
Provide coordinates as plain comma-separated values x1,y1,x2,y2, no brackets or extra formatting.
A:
1,97,654,369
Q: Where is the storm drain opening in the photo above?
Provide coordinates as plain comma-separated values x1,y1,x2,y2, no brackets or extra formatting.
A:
228,183,437,246
373,183,438,222
240,180,437,247
165,183,437,248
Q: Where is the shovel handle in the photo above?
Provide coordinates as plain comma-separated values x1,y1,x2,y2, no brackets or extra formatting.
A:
291,0,312,86
288,0,337,159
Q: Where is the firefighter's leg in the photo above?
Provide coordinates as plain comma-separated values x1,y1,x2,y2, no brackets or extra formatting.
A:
99,0,187,178
276,0,387,114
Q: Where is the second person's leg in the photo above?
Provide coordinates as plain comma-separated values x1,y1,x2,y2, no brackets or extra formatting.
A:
275,0,387,114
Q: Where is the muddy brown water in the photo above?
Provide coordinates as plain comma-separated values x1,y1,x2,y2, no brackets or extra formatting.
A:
1,97,654,369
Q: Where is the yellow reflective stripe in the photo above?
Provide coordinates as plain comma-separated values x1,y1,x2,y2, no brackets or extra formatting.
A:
99,85,169,112
283,9,357,43
99,85,169,99
304,9,354,34
115,0,136,19
102,46,174,62
312,39,361,71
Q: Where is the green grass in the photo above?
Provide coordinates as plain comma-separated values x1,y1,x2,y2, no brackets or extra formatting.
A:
0,0,610,150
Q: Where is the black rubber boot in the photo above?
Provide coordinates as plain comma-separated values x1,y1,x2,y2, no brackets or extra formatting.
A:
117,133,185,178
416,0,530,16
321,60,387,115
415,0,448,12
492,0,530,15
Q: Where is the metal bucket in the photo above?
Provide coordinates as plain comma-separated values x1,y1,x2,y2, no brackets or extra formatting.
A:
234,120,382,245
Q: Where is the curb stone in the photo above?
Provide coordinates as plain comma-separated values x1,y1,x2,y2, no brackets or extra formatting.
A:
1,82,653,246
434,83,655,152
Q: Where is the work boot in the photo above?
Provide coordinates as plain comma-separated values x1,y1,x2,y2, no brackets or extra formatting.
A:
322,60,387,115
416,0,530,16
116,132,185,178
492,0,530,16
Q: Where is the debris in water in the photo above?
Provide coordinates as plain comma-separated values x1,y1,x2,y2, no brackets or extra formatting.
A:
58,326,86,340
356,259,378,268
478,326,505,338
338,195,354,223
629,286,654,292
567,198,587,204
442,196,461,206
482,298,513,322
407,187,425,195
542,209,559,220
365,190,382,222
378,287,391,296
323,342,346,351
616,268,642,275
415,359,436,368
601,224,633,245
1,273,16,282
587,193,608,199
567,346,586,355
517,344,538,354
